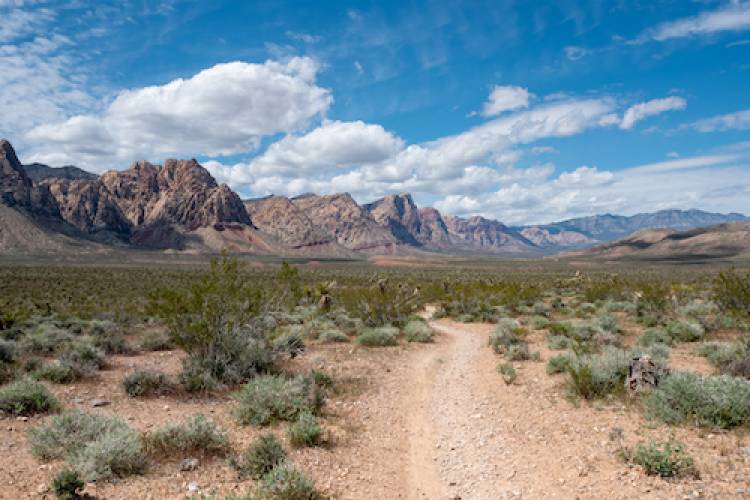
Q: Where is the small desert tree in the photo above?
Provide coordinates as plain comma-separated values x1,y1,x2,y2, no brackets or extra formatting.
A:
148,254,276,388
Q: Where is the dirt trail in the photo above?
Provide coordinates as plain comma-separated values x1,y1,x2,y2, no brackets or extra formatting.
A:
402,312,508,499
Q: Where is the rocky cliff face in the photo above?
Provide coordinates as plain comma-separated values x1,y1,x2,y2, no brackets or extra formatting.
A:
519,226,597,249
245,195,333,247
0,140,60,218
364,193,453,247
444,215,536,253
291,193,399,251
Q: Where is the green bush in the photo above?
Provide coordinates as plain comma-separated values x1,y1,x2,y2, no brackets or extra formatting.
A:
51,468,85,500
637,328,672,347
287,412,323,448
144,414,229,458
317,329,349,343
565,347,630,399
496,363,516,384
488,319,524,354
713,269,750,319
231,433,286,479
624,438,698,478
356,326,400,347
546,354,571,374
148,255,277,387
546,334,571,350
645,371,750,428
139,330,174,351
665,319,704,342
0,378,59,415
696,342,746,369
233,375,317,426
597,313,619,334
28,410,146,481
18,325,74,356
403,320,434,343
121,370,176,397
36,361,81,384
254,461,323,500
528,315,550,330
58,340,105,374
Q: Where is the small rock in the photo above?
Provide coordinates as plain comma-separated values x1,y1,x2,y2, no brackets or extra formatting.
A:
16,416,28,422
180,458,199,471
37,483,48,494
188,482,200,493
91,399,110,407
740,447,750,457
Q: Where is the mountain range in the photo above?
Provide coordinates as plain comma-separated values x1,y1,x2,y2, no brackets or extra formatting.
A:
1,138,747,259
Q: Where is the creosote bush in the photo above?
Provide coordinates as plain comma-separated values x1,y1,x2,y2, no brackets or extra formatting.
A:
144,414,229,458
645,371,750,428
0,378,59,415
230,433,286,479
28,410,146,481
356,326,400,347
139,330,174,351
403,320,434,343
665,319,704,342
287,411,323,448
232,375,322,426
51,468,85,500
253,461,324,500
122,370,176,397
623,438,698,479
496,363,517,384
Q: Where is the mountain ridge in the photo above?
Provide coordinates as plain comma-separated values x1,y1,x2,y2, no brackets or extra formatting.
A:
2,138,747,259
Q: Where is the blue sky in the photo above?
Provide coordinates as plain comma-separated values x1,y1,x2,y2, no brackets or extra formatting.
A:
2,0,750,224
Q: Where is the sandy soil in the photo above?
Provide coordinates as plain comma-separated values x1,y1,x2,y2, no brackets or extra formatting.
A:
2,317,750,499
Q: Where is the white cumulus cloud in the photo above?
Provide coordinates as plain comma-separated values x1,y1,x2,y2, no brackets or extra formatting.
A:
481,85,531,117
637,1,750,43
25,57,332,169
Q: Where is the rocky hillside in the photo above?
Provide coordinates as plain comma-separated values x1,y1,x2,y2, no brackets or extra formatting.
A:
561,222,750,261
526,209,748,243
23,163,97,182
1,139,266,253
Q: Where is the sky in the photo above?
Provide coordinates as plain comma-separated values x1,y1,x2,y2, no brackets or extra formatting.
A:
2,0,750,225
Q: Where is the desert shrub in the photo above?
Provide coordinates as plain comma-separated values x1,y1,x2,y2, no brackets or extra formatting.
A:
713,269,750,319
488,319,524,354
233,375,318,426
645,371,750,428
597,313,619,334
272,331,306,358
696,342,746,369
725,356,750,379
91,331,134,355
329,312,362,335
624,438,698,479
636,282,671,316
506,344,537,361
575,302,597,317
139,330,174,351
678,300,718,319
231,433,286,479
0,378,58,415
403,320,434,343
496,363,517,384
637,313,662,328
337,280,419,328
0,338,16,364
144,414,229,458
356,326,400,347
29,410,146,481
665,319,705,342
528,315,550,330
179,360,220,394
546,354,572,374
148,255,277,387
51,468,85,500
637,328,672,347
317,329,349,343
58,340,105,374
630,344,671,365
36,361,81,384
531,301,548,316
583,276,627,303
122,370,176,397
287,412,323,448
18,325,74,356
548,321,572,336
546,334,571,350
254,461,323,500
565,347,630,399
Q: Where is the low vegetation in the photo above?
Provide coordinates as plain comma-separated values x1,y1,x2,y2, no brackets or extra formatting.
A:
231,433,287,479
0,378,59,415
623,438,698,479
143,414,229,458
